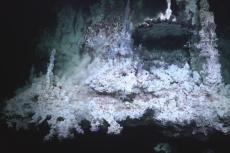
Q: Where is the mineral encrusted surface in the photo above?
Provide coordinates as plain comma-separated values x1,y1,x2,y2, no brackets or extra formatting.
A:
2,0,230,139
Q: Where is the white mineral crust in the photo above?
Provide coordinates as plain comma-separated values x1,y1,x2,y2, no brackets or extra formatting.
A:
3,0,230,140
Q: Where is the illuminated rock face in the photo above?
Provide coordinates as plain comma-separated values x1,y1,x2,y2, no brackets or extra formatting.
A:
2,0,230,139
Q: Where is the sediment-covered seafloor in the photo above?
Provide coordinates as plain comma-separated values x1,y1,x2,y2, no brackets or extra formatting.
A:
2,0,230,140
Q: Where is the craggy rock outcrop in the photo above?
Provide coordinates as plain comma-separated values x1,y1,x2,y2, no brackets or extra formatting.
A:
2,0,230,139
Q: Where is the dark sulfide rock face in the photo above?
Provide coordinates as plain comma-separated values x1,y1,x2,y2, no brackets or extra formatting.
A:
133,22,192,50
